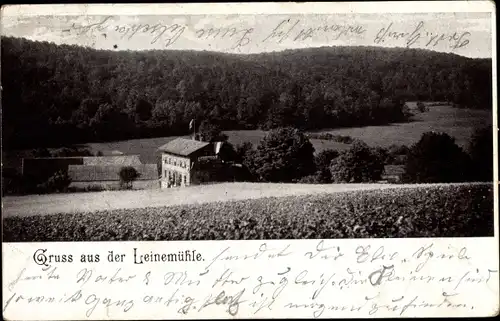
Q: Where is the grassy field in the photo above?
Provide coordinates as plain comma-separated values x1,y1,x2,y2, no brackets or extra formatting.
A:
3,183,493,241
2,104,491,169
314,104,491,148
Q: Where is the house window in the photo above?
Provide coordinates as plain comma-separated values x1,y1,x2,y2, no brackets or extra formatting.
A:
183,175,187,185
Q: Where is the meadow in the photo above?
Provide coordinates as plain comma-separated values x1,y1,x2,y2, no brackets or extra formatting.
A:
315,104,491,148
3,183,493,242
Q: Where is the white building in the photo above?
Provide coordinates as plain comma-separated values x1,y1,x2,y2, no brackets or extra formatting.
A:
157,138,214,188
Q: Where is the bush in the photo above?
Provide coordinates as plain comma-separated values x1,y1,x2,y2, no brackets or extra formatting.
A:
405,132,471,183
196,121,228,143
296,174,322,184
235,142,254,163
2,168,24,195
34,170,71,194
119,166,140,189
46,170,72,192
307,133,354,144
3,184,493,241
416,101,428,112
330,141,385,183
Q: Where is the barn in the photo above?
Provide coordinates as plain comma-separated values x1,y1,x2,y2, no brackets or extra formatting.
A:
68,163,159,190
22,155,159,190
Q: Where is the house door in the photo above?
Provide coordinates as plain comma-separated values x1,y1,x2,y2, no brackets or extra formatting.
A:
175,172,182,187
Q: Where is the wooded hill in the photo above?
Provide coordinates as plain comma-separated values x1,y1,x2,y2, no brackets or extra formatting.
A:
1,36,492,149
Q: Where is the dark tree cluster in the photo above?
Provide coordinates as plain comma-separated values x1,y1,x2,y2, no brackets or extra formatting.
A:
1,37,492,149
403,127,494,183
240,126,494,184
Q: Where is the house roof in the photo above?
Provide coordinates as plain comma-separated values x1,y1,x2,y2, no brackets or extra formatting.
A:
383,165,405,175
158,138,210,156
82,155,142,166
68,164,158,182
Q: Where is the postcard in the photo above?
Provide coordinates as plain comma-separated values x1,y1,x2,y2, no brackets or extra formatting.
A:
1,1,498,319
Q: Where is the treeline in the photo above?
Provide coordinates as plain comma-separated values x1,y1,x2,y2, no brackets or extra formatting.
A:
233,126,493,184
1,37,492,149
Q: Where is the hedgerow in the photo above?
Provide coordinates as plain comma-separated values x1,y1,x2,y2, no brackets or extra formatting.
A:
3,184,493,242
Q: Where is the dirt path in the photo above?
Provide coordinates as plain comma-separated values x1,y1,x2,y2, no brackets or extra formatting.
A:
2,182,483,217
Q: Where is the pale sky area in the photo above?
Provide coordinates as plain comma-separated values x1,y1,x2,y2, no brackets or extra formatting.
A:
1,12,492,58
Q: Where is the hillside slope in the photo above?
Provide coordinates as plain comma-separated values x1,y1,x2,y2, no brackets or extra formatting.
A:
1,37,492,149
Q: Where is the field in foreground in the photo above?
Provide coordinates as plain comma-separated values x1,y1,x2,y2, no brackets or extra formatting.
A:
3,184,493,242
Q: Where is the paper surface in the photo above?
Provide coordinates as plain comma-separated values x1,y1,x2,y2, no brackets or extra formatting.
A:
3,239,499,319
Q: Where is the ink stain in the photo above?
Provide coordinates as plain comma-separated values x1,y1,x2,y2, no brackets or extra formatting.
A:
113,44,118,49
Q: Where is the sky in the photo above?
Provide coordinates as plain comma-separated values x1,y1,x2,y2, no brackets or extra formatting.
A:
1,12,493,58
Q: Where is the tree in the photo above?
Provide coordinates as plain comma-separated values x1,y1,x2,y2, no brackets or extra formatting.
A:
217,142,238,163
405,132,471,183
253,127,315,182
314,149,340,183
235,142,254,163
236,142,258,180
330,141,385,183
197,121,228,142
468,126,494,181
119,166,140,189
1,36,491,150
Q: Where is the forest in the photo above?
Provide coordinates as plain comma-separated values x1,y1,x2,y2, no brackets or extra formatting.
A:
1,36,492,149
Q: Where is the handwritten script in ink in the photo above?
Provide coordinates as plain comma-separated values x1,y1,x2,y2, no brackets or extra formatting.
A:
3,240,498,319
60,16,472,52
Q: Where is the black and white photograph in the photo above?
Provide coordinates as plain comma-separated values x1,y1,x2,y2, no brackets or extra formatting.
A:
1,7,495,242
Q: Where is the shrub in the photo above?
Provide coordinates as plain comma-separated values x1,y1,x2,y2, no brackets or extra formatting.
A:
34,170,71,194
296,174,322,184
2,168,23,195
307,133,354,144
416,101,428,112
46,170,72,192
119,166,140,189
196,121,228,143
